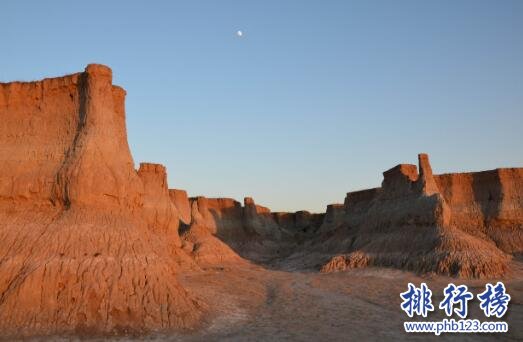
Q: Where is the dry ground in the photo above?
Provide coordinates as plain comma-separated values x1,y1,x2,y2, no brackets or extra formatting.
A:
25,260,523,341
170,262,523,341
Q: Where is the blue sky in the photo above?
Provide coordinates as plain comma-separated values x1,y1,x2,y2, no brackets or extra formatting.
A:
1,1,522,212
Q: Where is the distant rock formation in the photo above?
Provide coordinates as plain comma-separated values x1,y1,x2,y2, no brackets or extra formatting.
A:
169,153,521,278
167,194,325,265
168,154,521,279
320,154,521,278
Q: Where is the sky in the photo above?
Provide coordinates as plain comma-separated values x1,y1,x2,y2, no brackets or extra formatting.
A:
1,1,522,212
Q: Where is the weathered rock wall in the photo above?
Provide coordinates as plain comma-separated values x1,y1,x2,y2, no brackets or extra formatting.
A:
322,154,521,277
435,168,523,253
169,194,326,265
137,163,181,247
0,71,82,205
169,189,191,225
0,65,202,337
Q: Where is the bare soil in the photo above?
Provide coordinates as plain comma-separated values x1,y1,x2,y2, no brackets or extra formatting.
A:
21,260,523,341
47,260,517,342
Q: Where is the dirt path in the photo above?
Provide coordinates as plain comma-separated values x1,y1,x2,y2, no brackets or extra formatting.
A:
158,263,523,341
49,262,522,341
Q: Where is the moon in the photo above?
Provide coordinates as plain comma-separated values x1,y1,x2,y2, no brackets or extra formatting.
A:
236,30,243,37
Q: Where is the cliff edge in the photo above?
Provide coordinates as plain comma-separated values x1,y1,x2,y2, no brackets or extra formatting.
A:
0,65,203,337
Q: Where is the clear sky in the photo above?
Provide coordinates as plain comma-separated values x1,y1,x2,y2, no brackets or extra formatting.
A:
1,1,522,212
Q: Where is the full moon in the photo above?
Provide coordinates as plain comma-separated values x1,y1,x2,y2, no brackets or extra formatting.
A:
236,30,243,37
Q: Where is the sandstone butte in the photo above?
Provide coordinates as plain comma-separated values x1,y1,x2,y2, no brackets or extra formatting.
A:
0,64,521,338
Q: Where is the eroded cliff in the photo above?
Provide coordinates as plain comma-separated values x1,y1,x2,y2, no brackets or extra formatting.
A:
0,65,203,338
320,154,520,278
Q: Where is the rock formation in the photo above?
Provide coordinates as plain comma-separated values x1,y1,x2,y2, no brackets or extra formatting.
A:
166,152,521,278
0,64,521,338
169,189,191,225
0,65,203,338
166,154,521,279
320,154,520,278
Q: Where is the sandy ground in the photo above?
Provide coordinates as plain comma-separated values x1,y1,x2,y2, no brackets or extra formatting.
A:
27,261,523,341
165,261,521,341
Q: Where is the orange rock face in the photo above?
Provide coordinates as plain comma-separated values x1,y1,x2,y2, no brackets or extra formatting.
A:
435,168,523,253
320,154,521,278
169,189,191,225
0,65,203,338
172,154,521,279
